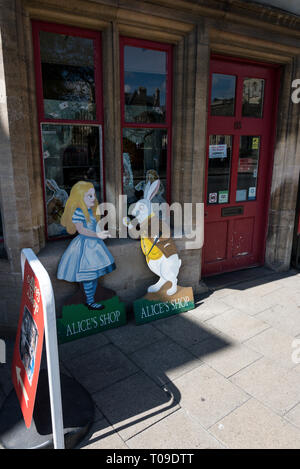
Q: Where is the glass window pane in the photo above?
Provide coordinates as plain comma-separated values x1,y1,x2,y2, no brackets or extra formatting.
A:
211,74,236,117
242,78,265,118
124,46,167,124
123,128,167,205
207,135,232,205
236,136,260,202
41,124,102,237
39,32,96,120
0,208,3,240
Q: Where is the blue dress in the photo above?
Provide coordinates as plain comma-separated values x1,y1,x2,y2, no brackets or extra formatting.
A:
57,208,116,282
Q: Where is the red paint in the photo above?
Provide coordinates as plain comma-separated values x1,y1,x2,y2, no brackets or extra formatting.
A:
12,260,45,429
203,56,281,276
31,21,104,240
119,37,173,203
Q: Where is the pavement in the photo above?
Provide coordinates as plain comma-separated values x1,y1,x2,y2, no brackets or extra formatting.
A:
1,266,300,449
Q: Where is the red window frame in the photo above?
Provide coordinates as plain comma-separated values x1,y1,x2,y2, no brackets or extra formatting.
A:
31,20,105,240
119,36,173,203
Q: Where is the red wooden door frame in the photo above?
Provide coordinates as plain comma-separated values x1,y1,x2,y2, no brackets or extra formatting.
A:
202,55,281,277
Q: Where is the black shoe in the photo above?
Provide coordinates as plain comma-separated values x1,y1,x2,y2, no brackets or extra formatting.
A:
85,302,105,311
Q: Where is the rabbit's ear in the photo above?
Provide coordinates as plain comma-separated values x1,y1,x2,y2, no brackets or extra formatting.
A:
50,179,59,190
46,179,55,191
147,180,160,201
46,179,59,191
143,181,151,199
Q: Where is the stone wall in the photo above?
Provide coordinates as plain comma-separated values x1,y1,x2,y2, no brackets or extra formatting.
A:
265,56,300,271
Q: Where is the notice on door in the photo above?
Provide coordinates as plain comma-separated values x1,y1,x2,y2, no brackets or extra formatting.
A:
209,192,218,204
218,190,229,204
209,144,227,159
248,187,256,200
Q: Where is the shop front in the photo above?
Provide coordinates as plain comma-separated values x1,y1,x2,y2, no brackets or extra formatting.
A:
0,0,300,334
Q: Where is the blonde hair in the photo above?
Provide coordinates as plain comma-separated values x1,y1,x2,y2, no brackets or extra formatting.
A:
60,181,100,234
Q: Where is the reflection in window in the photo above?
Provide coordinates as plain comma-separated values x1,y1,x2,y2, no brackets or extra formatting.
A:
242,78,265,118
39,31,96,120
207,135,232,205
124,46,167,124
41,124,102,237
211,74,236,117
236,136,260,202
123,129,167,205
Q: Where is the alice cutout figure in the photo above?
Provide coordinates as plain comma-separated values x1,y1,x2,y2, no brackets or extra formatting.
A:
57,181,115,310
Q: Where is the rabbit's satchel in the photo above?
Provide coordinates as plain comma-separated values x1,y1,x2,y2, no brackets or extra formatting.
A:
141,237,163,262
138,214,178,263
141,236,178,263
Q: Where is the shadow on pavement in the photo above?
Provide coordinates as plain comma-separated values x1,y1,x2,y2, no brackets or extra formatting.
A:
0,306,231,448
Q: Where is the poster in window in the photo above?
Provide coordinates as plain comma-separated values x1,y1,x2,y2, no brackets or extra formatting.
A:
209,192,218,204
218,190,229,204
209,144,227,159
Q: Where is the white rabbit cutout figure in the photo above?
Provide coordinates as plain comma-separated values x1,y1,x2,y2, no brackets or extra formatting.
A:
124,180,181,296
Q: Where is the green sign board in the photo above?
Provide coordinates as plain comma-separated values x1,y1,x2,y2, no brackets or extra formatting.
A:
133,288,194,325
57,296,126,344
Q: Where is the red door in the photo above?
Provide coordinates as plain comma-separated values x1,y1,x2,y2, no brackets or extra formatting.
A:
202,56,280,277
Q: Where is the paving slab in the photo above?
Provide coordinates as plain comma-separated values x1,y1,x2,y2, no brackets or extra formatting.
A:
230,357,300,415
220,290,277,316
206,309,270,342
103,321,164,355
192,296,231,321
210,398,300,449
64,343,139,394
59,332,109,362
262,287,300,308
127,409,225,449
165,364,249,429
190,338,262,378
0,339,14,396
152,312,216,349
78,418,128,449
92,371,180,441
245,327,298,369
129,338,203,386
285,403,300,429
257,304,300,337
276,274,300,292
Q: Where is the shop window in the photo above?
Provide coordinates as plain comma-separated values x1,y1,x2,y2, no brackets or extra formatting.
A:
242,78,265,118
0,208,7,259
120,37,172,206
32,21,103,239
211,74,236,117
207,135,233,205
236,136,260,202
0,208,3,243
